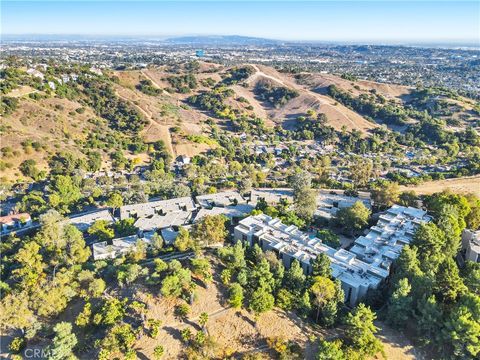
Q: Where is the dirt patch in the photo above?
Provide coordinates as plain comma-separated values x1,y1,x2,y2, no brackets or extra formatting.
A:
376,321,425,360
400,176,480,197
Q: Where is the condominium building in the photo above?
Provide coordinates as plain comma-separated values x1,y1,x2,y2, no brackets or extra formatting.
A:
92,235,151,260
119,196,196,220
234,214,387,306
461,229,480,263
67,209,114,232
196,191,246,208
350,205,431,273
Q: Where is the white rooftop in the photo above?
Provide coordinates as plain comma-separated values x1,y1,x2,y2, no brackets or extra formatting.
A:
236,214,387,288
350,205,430,273
92,235,151,260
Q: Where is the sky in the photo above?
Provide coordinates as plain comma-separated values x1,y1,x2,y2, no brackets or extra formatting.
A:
2,1,479,44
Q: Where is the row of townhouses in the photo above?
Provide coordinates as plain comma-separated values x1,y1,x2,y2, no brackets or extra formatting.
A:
233,205,431,306
91,191,254,260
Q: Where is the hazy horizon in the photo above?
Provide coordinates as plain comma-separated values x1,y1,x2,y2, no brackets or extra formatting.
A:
2,1,479,44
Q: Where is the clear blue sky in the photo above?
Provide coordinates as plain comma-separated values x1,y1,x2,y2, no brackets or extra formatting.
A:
2,1,479,43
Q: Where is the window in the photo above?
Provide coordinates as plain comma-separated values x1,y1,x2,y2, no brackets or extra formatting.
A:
346,287,352,303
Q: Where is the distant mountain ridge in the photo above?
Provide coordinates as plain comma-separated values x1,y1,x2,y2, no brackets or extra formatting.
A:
163,35,281,46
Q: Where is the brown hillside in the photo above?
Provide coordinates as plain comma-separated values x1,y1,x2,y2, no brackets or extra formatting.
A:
244,64,378,134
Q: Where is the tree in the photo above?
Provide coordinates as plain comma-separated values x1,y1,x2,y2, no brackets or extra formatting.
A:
48,175,81,212
442,293,480,358
151,232,164,253
161,274,183,298
113,218,137,237
47,322,77,360
98,323,136,358
249,285,275,316
416,295,443,346
76,302,92,327
435,258,466,303
399,190,418,207
88,220,114,241
146,319,162,338
291,170,317,221
371,181,400,209
198,312,209,331
294,187,317,221
344,304,384,358
412,223,446,273
0,292,35,332
12,241,46,290
191,258,213,287
19,159,41,180
290,170,312,193
107,192,123,211
228,283,244,309
316,339,345,360
94,298,127,326
174,227,195,252
311,253,332,278
386,278,412,328
310,276,336,322
238,177,252,195
335,201,371,236
283,260,306,294
192,215,228,246
463,261,480,294
153,345,164,359
349,158,373,188
317,229,340,249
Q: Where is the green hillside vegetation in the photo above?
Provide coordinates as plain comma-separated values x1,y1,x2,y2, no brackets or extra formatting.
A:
136,79,161,96
167,74,197,93
255,80,299,108
222,66,255,85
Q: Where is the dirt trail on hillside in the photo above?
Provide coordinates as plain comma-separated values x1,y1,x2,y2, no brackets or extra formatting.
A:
247,64,377,134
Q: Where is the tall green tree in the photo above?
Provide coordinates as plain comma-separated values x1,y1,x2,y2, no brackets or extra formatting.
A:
47,322,77,360
386,278,412,328
344,304,384,359
335,201,371,236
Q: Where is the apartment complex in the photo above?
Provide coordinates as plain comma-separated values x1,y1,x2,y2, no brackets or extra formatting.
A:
234,205,430,306
350,205,431,273
234,214,386,306
461,229,480,263
92,235,151,260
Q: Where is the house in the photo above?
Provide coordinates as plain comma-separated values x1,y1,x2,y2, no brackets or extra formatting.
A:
26,68,44,80
67,209,114,232
196,191,246,209
0,213,32,234
92,235,151,260
350,205,431,273
177,155,191,166
234,214,386,306
461,229,480,263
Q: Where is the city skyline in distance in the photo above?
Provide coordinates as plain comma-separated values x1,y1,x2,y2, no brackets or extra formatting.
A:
2,1,479,45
